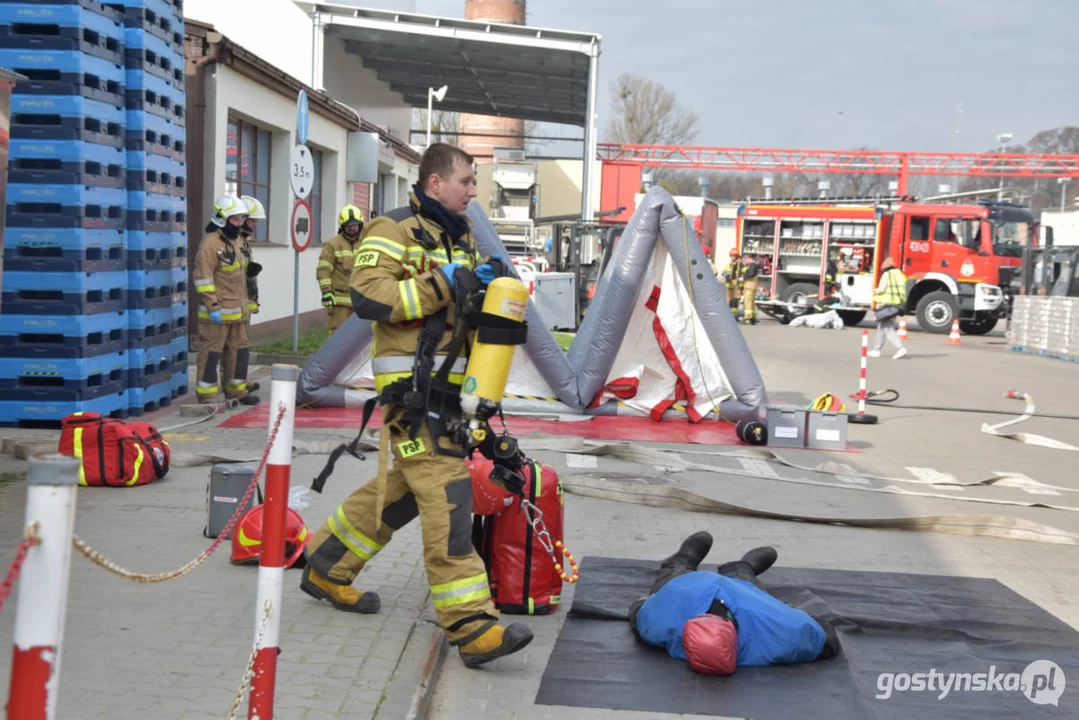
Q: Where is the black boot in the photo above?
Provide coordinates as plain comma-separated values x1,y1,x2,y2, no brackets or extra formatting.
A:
240,394,261,406
651,532,714,594
741,546,777,575
670,531,713,567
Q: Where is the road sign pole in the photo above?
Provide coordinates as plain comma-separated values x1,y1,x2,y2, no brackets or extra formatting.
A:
292,248,300,352
291,89,311,353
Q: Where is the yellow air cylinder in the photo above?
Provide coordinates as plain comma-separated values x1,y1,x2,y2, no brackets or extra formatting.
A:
460,276,529,423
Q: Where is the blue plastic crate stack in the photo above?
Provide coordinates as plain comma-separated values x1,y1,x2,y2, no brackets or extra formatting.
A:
116,0,186,414
0,0,186,427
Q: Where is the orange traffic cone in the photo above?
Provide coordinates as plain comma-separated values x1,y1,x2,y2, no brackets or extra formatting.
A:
948,319,961,345
897,317,908,341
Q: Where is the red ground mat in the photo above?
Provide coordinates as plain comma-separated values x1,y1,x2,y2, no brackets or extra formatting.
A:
219,404,858,450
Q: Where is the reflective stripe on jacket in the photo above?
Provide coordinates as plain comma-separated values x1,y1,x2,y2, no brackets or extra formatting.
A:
349,194,483,393
317,233,360,307
194,230,248,323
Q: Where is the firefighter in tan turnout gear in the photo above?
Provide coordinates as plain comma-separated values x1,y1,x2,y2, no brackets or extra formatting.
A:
301,144,534,668
193,194,261,406
238,195,266,392
317,204,365,333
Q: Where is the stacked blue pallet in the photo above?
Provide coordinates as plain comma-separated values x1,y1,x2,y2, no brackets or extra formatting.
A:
0,0,130,426
115,0,185,414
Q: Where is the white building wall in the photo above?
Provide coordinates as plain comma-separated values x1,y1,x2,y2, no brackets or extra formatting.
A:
183,0,412,142
184,0,313,84
322,36,411,141
207,66,350,327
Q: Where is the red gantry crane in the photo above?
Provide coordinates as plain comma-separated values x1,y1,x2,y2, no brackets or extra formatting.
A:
596,144,1079,195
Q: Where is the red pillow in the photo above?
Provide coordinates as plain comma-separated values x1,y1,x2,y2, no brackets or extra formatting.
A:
682,614,738,675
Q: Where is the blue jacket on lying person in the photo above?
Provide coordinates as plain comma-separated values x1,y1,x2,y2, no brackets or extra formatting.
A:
628,533,833,674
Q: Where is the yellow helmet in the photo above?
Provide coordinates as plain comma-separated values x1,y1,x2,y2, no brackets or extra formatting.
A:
338,204,365,229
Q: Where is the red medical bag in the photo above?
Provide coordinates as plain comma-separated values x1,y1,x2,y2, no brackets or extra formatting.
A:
58,412,171,487
470,455,564,615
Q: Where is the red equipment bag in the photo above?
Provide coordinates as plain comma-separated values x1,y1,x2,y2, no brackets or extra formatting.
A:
58,412,171,487
471,456,564,615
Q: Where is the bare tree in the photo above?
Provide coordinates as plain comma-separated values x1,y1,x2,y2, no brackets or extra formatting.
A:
412,108,461,145
606,73,700,146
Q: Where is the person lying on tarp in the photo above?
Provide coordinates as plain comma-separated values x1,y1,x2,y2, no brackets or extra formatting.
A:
627,532,841,674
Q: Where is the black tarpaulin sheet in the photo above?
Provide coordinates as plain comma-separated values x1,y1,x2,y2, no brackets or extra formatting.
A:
536,557,1079,719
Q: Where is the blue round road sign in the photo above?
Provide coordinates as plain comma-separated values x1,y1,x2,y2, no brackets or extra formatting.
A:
297,90,310,145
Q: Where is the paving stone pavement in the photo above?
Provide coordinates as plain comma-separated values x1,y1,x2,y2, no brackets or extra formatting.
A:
0,420,431,720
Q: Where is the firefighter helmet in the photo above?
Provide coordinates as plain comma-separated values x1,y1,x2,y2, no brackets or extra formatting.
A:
338,204,365,230
240,195,266,220
729,248,740,258
210,194,248,228
230,505,311,568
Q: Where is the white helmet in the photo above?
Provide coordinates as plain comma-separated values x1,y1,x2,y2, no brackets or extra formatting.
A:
210,194,247,228
241,195,266,220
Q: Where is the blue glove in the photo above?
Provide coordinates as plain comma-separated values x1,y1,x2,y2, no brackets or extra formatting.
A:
475,263,496,286
209,309,223,325
474,254,503,286
439,263,462,289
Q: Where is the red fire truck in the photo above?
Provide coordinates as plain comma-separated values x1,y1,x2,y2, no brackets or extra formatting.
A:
735,200,1035,334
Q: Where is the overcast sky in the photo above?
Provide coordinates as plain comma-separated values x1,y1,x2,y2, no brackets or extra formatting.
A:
415,0,1077,153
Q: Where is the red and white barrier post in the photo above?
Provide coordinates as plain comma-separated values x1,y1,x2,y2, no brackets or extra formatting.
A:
7,454,80,720
248,365,298,719
850,329,878,425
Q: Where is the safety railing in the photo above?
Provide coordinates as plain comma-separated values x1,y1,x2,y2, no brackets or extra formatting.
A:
2,364,299,720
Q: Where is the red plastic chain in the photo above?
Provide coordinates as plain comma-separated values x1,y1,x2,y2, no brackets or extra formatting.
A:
0,526,41,616
70,404,287,584
202,403,288,556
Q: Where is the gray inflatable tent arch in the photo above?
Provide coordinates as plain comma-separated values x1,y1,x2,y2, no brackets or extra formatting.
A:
295,186,767,422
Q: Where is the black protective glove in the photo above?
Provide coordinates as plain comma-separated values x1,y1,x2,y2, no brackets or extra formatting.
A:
321,292,335,308
247,261,263,278
246,278,259,303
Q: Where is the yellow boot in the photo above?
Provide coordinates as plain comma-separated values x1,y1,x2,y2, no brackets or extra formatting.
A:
458,623,534,668
300,566,380,613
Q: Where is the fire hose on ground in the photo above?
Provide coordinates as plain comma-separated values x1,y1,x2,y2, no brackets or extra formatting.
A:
850,388,1079,451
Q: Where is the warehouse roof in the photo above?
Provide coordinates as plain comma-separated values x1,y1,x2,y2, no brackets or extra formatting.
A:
296,2,601,127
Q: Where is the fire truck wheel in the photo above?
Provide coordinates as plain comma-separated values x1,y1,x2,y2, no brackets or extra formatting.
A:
782,283,817,315
959,315,998,336
914,291,958,334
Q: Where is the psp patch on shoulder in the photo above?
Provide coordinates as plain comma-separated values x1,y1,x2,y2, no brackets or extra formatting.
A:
355,251,380,268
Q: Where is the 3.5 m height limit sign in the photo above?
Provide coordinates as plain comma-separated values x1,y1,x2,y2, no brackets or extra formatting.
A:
290,90,314,352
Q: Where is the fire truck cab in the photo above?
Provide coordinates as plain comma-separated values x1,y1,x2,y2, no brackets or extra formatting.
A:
880,201,1032,334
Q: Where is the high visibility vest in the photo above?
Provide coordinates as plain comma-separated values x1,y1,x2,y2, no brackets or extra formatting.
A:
874,268,907,307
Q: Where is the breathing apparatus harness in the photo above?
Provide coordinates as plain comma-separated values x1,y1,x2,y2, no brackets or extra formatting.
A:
311,210,530,504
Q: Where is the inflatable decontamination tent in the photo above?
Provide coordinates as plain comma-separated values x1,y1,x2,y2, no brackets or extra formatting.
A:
296,187,768,422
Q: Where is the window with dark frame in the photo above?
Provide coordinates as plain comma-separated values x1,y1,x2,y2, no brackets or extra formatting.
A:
226,117,273,241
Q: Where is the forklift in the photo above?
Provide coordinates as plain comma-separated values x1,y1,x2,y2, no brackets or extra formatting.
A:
547,218,626,328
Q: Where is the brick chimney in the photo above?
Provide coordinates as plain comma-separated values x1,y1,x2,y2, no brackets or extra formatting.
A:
458,0,525,162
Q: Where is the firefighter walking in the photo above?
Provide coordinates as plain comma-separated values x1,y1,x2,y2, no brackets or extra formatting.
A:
300,143,534,668
317,204,365,333
193,194,261,406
